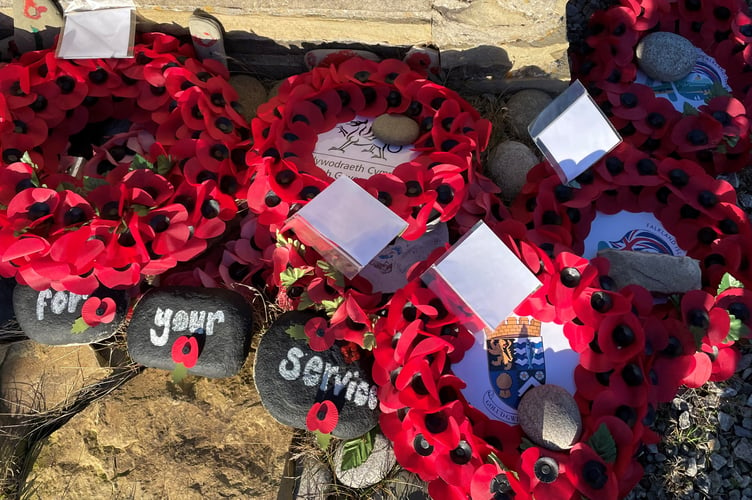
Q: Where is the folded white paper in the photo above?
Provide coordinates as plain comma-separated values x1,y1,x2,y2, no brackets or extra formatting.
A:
422,221,541,334
286,176,409,279
529,79,621,183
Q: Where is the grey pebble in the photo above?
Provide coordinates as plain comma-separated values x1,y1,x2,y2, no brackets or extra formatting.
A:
710,452,727,470
730,490,742,500
724,387,739,398
720,411,735,432
506,89,553,139
744,418,752,430
635,32,697,82
678,411,691,430
735,439,752,463
685,456,698,477
736,425,752,439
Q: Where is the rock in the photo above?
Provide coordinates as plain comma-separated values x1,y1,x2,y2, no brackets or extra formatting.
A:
441,46,513,81
254,311,379,440
0,341,111,415
597,249,702,294
127,286,253,378
295,455,333,499
506,89,552,139
710,452,727,470
228,74,268,122
333,432,396,489
13,285,128,346
372,114,420,146
0,278,15,325
734,439,752,463
485,140,539,202
636,32,697,82
517,384,582,451
719,411,735,432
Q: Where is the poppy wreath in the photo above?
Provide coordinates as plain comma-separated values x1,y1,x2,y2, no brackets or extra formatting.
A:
243,56,492,241
511,141,752,294
209,56,500,347
368,211,741,500
568,0,752,174
0,32,251,294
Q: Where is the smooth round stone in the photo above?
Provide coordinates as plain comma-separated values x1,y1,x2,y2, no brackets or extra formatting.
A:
333,432,396,489
636,32,697,82
372,114,420,146
228,75,268,121
506,89,552,139
13,285,127,346
376,469,429,499
254,311,379,440
485,140,539,202
127,286,253,378
518,384,582,451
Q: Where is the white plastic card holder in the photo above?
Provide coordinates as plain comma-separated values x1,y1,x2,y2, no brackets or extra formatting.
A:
56,4,135,59
421,221,541,334
286,176,409,279
528,79,622,184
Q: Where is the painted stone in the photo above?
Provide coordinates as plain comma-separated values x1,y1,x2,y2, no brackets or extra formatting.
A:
127,286,253,378
13,285,127,346
334,432,396,488
254,311,379,440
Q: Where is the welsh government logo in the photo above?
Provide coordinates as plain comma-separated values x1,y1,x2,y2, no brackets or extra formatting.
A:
485,317,545,416
598,229,675,255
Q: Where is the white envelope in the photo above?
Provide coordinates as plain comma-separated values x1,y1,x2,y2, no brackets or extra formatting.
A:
56,7,135,59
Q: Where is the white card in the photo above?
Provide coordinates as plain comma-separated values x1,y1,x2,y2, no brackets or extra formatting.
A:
582,211,685,259
313,116,420,180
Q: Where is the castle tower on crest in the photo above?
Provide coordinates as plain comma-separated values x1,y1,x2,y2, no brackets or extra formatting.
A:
485,316,542,340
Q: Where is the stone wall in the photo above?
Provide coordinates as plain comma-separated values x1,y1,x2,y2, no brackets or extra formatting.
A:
0,0,570,79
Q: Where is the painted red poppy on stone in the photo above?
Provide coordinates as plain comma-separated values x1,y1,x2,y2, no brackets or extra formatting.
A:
305,400,339,434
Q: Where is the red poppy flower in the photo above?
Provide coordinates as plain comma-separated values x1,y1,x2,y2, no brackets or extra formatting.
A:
568,442,619,499
304,316,336,351
470,463,526,500
670,114,724,154
305,400,339,434
81,296,117,327
171,335,200,368
517,446,576,499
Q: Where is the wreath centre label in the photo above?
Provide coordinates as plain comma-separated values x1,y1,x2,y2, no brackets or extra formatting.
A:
312,116,420,180
452,315,579,426
582,211,685,259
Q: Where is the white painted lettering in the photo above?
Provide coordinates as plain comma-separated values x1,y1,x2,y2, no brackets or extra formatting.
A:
206,310,225,335
368,385,378,410
150,307,173,347
36,289,53,321
279,347,304,380
189,311,206,332
346,380,358,401
51,291,67,314
353,381,370,406
302,356,323,386
67,293,85,313
172,310,189,332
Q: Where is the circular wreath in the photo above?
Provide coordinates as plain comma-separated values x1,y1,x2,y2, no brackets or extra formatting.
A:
510,141,752,293
243,57,493,241
368,215,748,499
568,0,752,174
0,33,251,294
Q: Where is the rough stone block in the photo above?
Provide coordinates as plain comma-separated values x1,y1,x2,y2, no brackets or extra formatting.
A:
598,249,702,294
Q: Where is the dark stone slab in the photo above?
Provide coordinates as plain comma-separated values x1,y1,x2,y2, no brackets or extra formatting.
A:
127,286,253,378
13,285,127,346
254,311,379,440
